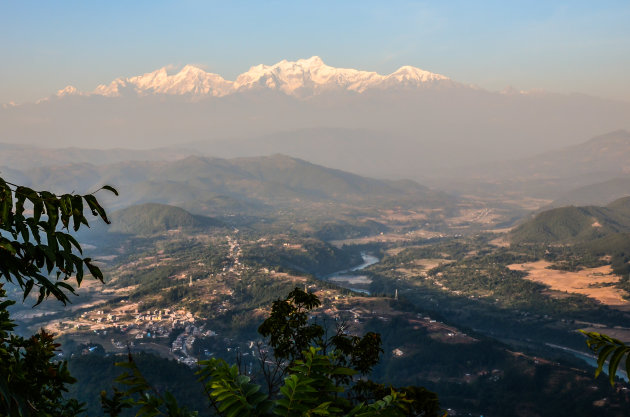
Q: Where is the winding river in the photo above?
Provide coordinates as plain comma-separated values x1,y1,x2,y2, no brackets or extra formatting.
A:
323,253,630,384
547,343,629,382
324,252,379,294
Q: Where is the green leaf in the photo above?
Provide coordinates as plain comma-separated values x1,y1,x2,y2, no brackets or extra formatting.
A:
226,404,246,417
84,194,111,224
65,233,83,253
0,186,12,225
608,346,629,385
32,198,43,223
101,185,119,196
85,258,104,281
23,280,34,301
0,241,16,255
71,195,85,231
595,345,616,378
217,396,241,412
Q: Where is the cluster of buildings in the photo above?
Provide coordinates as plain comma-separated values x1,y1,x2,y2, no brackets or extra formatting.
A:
171,324,217,366
223,233,245,276
134,308,195,326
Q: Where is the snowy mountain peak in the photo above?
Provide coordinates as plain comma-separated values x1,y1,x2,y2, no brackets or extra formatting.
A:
56,85,80,97
179,64,206,74
296,55,325,66
55,57,456,100
88,65,232,97
390,65,449,81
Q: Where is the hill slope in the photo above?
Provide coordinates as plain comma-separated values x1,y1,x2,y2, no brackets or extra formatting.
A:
550,177,630,207
510,196,630,244
1,154,455,214
437,130,630,200
107,203,221,235
473,130,630,182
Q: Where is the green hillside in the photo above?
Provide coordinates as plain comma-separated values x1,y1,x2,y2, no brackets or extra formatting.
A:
107,203,221,235
511,196,630,244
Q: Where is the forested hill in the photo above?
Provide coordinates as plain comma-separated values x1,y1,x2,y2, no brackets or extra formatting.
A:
1,154,455,213
107,203,222,235
510,196,630,244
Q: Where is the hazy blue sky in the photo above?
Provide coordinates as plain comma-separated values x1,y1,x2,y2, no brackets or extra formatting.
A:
2,0,629,103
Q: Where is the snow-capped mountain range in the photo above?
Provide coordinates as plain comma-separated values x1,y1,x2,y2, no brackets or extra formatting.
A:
57,56,457,99
3,55,629,180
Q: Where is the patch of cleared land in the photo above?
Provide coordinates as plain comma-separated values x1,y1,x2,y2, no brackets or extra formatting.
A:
397,259,454,281
488,233,511,247
447,208,501,226
508,260,629,309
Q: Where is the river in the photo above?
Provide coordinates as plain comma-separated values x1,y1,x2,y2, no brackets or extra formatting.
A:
325,254,630,383
547,343,629,382
324,252,379,294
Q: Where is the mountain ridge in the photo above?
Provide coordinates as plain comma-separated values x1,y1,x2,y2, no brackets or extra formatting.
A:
54,56,457,100
0,153,455,214
3,68,628,174
434,129,630,199
471,130,630,181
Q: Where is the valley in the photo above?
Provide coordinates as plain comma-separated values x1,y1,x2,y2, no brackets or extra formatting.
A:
5,136,630,416
6,193,630,415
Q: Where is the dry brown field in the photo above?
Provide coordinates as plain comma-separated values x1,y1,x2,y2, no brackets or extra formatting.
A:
507,260,629,309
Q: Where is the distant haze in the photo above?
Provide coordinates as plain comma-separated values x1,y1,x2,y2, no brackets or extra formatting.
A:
1,58,629,182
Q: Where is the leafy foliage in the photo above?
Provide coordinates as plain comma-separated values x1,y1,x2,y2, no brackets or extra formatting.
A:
0,176,116,416
255,289,440,416
0,285,84,416
101,354,198,417
258,288,325,362
103,288,441,416
197,357,272,417
0,178,117,305
197,347,410,417
66,352,210,417
582,331,630,385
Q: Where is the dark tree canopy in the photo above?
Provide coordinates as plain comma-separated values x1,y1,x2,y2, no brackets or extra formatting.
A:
0,178,117,305
106,288,441,417
0,176,116,415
